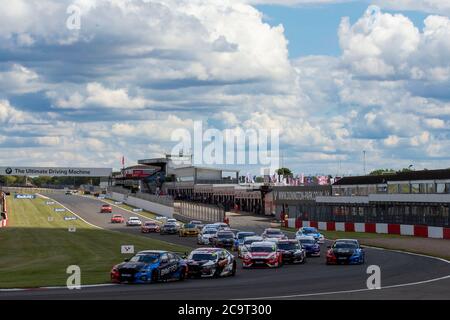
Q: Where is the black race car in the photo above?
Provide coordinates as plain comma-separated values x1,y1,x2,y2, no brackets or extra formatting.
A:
160,222,178,235
277,239,306,264
186,248,236,278
212,230,235,248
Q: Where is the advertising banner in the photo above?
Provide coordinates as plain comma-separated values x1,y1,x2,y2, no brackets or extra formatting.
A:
15,194,36,199
0,166,112,177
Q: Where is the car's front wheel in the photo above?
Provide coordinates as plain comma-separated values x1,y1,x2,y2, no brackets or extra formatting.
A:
212,268,220,278
151,269,159,283
179,267,186,281
278,257,283,268
231,262,236,276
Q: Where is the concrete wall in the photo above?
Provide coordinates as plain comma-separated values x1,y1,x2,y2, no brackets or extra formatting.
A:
107,192,174,218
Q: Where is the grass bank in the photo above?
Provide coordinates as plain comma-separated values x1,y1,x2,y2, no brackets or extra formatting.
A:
0,195,190,288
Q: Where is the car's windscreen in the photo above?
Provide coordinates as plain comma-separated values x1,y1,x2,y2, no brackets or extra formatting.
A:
244,239,260,245
218,233,234,239
266,230,282,234
184,224,195,228
278,243,300,250
238,233,255,239
190,253,216,261
300,239,316,245
203,229,216,234
250,246,275,253
145,223,155,226
333,242,358,249
165,223,176,227
303,228,317,234
130,254,160,263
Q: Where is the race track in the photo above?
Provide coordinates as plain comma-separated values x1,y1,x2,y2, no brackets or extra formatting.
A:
1,194,449,300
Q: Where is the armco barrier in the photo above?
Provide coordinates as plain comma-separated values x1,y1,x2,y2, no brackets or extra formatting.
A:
287,218,450,240
178,202,225,224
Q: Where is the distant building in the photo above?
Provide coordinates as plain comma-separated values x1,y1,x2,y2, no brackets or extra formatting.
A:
315,169,450,227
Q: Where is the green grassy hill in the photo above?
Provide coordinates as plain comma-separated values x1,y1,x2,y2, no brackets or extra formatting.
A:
0,194,190,288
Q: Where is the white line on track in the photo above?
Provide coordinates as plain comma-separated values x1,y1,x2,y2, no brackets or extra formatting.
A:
0,194,158,292
0,283,118,292
238,244,450,300
238,274,450,300
4,196,450,296
80,194,166,225
37,193,103,230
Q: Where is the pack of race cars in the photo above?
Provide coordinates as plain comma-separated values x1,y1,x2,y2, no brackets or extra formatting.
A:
98,202,365,284
109,222,366,284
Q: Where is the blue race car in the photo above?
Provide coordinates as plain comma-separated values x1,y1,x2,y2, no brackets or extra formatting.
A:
234,231,257,250
298,236,321,257
111,250,188,283
326,239,365,265
296,227,325,244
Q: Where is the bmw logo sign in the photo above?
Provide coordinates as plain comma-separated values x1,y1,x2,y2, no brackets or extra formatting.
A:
5,167,12,175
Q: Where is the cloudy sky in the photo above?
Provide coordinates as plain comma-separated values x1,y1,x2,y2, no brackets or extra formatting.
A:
0,0,449,175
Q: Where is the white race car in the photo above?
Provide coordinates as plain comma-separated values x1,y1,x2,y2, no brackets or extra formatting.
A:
197,228,217,245
126,216,142,226
238,236,263,258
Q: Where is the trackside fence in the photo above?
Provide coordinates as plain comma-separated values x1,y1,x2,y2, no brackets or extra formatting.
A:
0,187,65,194
178,201,225,224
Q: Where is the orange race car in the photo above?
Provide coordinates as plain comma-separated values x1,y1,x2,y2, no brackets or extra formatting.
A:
111,214,124,223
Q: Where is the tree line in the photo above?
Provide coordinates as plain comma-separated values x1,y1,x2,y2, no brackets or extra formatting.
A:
0,176,101,187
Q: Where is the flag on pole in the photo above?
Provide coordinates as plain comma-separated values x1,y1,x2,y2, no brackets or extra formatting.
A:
121,156,125,167
271,173,277,183
317,175,329,185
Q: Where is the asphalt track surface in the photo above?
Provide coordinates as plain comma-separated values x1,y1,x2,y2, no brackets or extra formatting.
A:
1,194,450,300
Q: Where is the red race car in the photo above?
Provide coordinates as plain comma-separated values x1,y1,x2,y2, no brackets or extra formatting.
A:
111,214,124,223
141,221,161,233
100,204,112,213
242,241,283,268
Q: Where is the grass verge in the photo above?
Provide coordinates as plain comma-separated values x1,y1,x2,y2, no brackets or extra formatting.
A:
0,195,190,288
